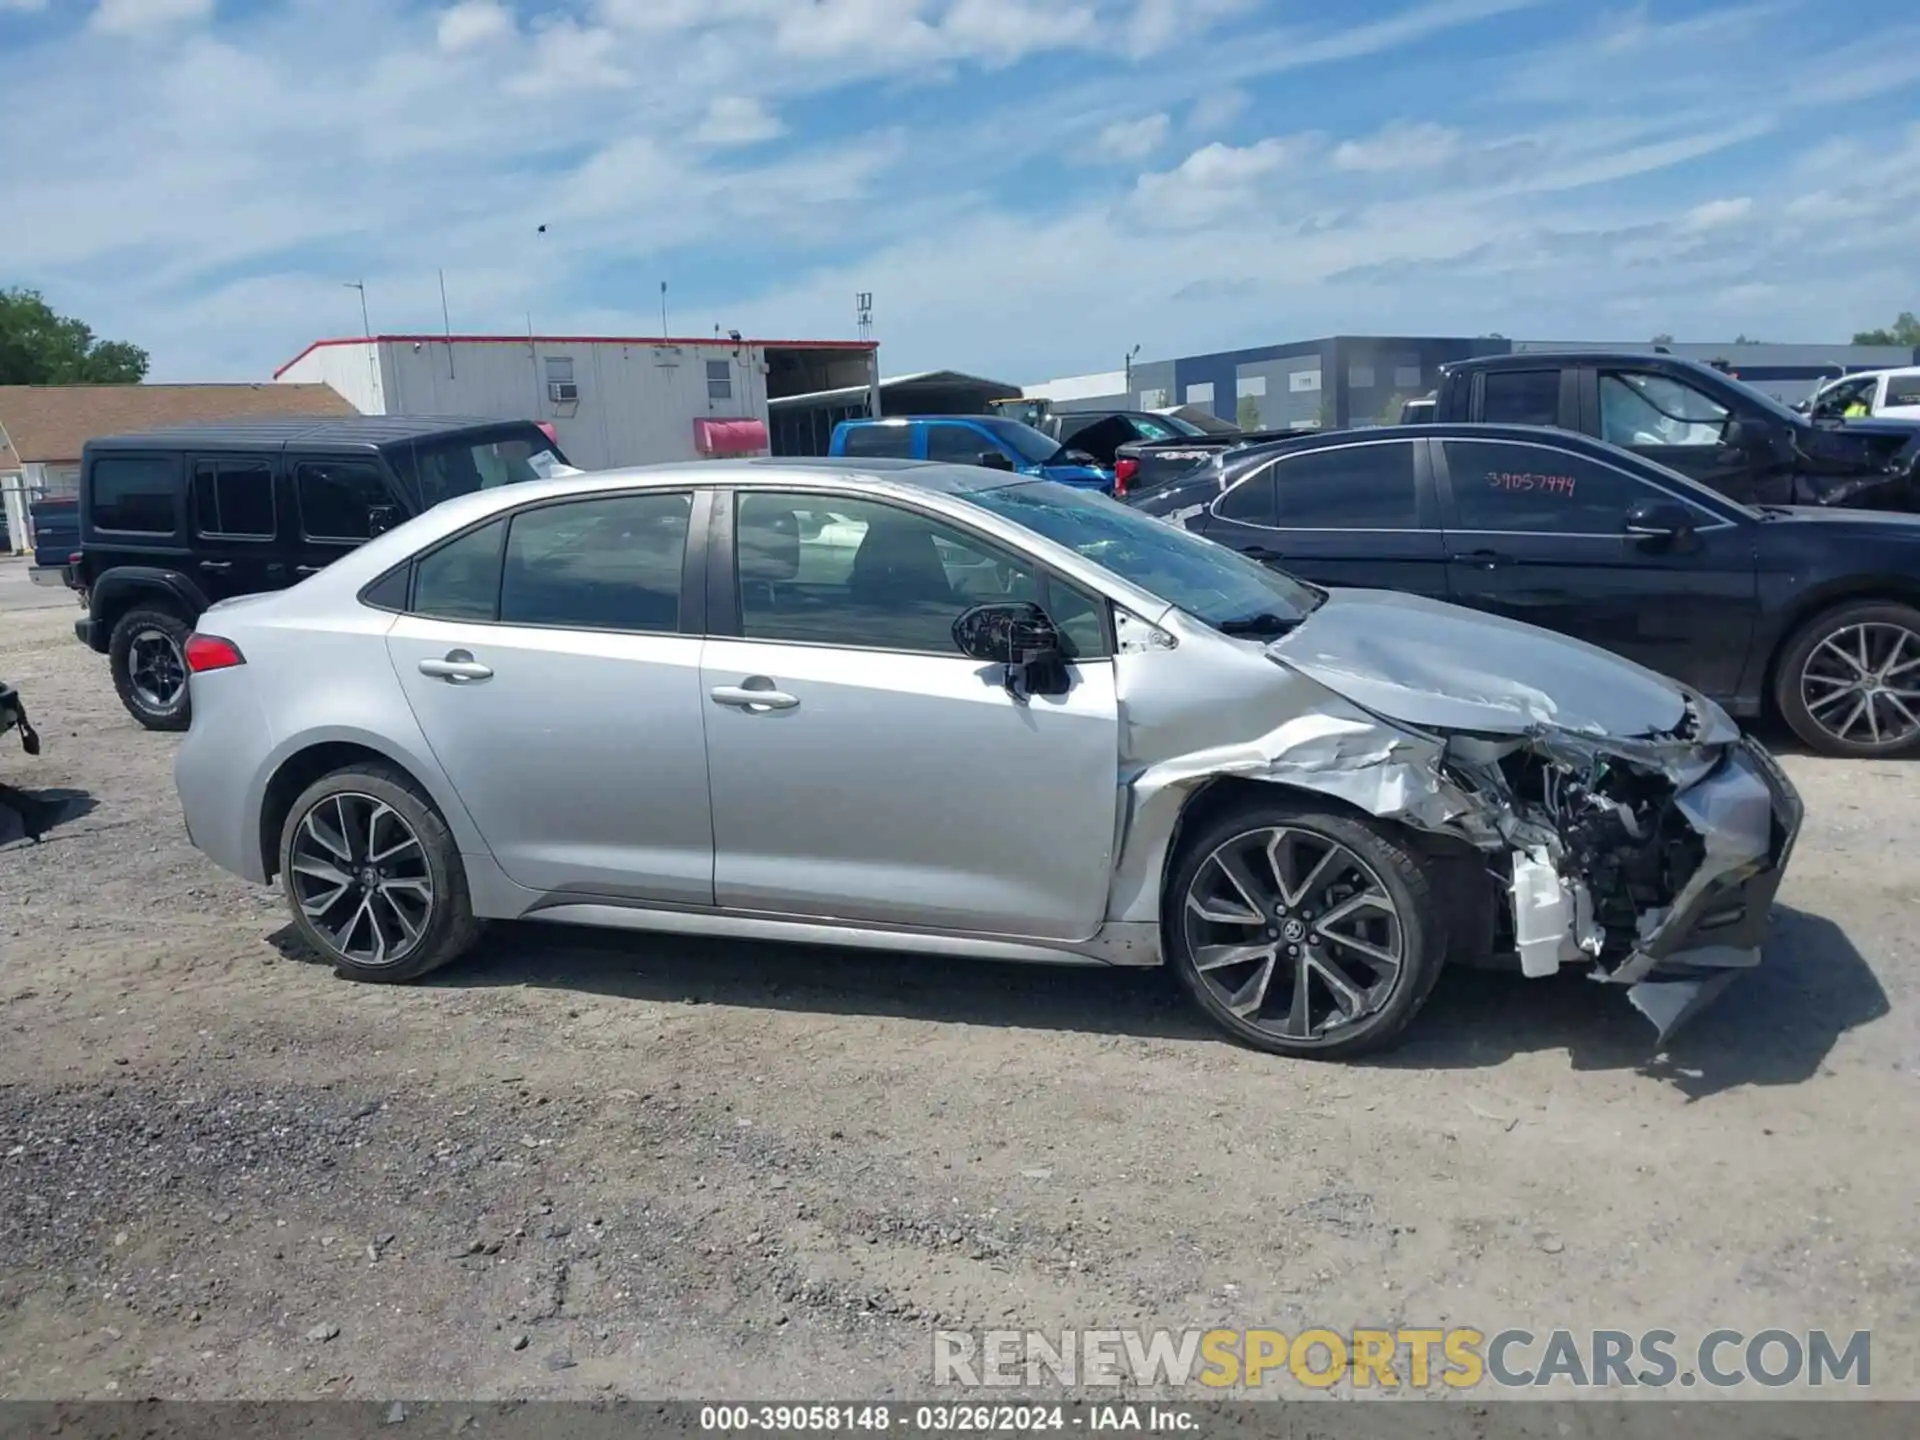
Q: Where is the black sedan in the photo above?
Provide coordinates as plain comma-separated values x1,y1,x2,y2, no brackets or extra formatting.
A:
1130,422,1920,759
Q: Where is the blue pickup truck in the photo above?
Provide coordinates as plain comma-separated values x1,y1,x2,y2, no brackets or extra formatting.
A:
26,496,79,589
828,416,1115,493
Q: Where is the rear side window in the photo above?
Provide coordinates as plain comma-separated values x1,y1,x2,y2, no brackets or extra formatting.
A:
1271,443,1421,528
1479,370,1560,426
296,460,393,542
1885,375,1920,406
499,492,692,632
1215,465,1276,523
90,455,179,534
838,425,914,459
191,460,276,539
412,519,506,621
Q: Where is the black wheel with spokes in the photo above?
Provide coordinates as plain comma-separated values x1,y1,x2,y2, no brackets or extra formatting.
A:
108,607,193,731
1165,799,1446,1059
1776,600,1920,759
278,763,484,983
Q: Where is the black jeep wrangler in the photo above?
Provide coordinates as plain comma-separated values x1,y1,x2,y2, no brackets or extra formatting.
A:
70,415,568,729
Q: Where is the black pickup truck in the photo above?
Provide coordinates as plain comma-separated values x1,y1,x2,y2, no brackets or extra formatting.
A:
1428,351,1920,510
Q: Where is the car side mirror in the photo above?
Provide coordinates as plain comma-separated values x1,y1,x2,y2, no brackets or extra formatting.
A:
952,601,1070,701
1624,498,1698,550
367,505,400,537
1064,449,1099,466
975,450,1016,471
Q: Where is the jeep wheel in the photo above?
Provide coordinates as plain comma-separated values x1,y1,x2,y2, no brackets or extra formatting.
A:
109,608,193,731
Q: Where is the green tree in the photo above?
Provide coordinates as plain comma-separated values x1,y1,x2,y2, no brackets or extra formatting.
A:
0,288,149,385
1851,312,1920,346
1236,394,1262,430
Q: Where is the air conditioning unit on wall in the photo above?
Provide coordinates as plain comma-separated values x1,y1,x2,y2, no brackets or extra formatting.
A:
548,381,579,403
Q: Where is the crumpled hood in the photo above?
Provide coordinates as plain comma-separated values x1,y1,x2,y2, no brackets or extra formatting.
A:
1265,589,1691,738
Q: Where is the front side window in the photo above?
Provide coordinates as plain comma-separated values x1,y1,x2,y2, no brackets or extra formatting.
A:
1600,372,1730,447
977,418,1062,466
191,460,275,539
924,424,996,464
837,424,914,459
296,460,393,542
734,491,1107,658
966,481,1321,638
1886,375,1920,406
90,455,179,534
1445,441,1651,533
1479,369,1560,426
500,492,691,632
1271,443,1420,528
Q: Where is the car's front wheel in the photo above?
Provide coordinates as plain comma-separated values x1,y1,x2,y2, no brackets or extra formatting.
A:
1775,600,1920,759
278,764,485,983
1164,798,1446,1060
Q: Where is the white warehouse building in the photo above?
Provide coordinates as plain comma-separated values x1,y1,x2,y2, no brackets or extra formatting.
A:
274,331,881,471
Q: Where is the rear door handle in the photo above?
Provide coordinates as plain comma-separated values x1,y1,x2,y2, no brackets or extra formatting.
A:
710,682,799,711
418,651,494,683
1450,550,1510,571
198,560,232,572
1244,546,1286,562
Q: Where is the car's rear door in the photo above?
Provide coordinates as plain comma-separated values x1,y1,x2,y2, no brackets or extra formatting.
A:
698,486,1119,939
1433,435,1757,696
384,488,714,903
1195,436,1449,600
186,455,290,600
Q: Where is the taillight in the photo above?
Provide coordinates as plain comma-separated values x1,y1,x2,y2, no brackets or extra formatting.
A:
184,633,245,673
67,551,82,565
1114,457,1138,497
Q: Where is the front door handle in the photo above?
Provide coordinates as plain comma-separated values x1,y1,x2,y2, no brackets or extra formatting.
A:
418,650,494,683
199,560,232,572
295,564,325,576
1450,550,1510,571
1244,546,1286,562
710,681,799,712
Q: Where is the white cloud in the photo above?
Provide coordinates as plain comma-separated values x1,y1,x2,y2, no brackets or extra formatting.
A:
694,96,785,147
1096,113,1170,160
91,0,212,34
1130,137,1307,226
1,0,50,12
436,0,514,53
1188,87,1248,133
506,18,629,96
1333,121,1460,172
1680,196,1754,231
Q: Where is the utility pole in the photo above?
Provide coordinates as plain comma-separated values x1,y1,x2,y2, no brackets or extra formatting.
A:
343,281,378,410
1125,344,1141,399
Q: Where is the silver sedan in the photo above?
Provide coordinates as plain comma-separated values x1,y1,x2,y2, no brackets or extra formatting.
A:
173,458,1802,1059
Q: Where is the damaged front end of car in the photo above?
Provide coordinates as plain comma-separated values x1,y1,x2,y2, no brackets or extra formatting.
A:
1115,590,1805,1046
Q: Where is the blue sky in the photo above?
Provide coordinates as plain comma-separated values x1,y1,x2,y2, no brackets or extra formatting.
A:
2,0,1917,384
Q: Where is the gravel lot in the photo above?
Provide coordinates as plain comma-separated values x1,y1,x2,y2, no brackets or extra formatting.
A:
1,557,1915,1402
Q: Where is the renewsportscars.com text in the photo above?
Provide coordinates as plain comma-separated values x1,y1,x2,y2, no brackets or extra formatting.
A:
933,1327,1872,1391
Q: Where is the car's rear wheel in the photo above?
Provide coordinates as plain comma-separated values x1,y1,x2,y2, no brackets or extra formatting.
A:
1165,799,1446,1059
1775,600,1920,759
109,607,192,731
278,764,484,983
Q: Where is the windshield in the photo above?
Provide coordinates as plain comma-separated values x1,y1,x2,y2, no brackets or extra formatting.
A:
978,417,1072,466
967,480,1322,635
395,430,568,509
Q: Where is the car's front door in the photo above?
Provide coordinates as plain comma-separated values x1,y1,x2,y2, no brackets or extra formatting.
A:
385,489,714,903
1197,437,1449,600
186,455,290,599
289,455,408,579
1590,367,1770,502
1434,436,1758,698
700,488,1120,939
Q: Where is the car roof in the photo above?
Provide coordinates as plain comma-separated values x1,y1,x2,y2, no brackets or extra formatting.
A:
1439,351,1726,373
85,415,541,452
1218,421,1599,467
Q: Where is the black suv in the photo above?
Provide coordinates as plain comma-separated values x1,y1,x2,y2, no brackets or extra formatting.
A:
71,415,567,729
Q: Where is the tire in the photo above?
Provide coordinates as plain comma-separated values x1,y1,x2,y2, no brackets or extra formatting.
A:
1163,797,1447,1060
109,607,193,731
1773,600,1920,759
277,763,485,984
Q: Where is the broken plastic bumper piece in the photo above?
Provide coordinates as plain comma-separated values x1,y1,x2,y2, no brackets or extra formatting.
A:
1614,738,1804,1045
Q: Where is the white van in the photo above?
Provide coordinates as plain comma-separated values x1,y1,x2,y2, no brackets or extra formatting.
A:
1805,366,1920,421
